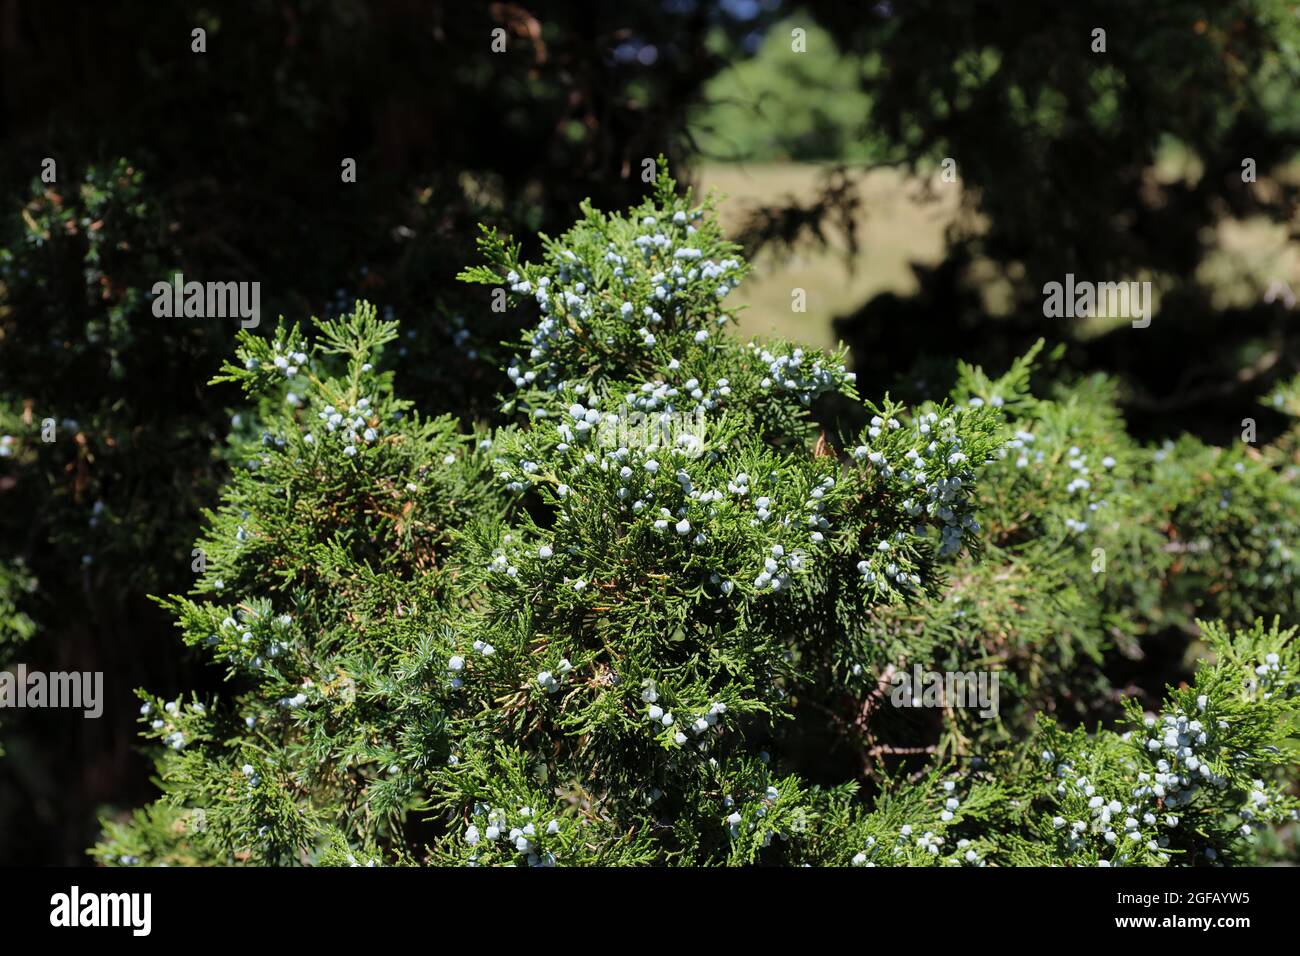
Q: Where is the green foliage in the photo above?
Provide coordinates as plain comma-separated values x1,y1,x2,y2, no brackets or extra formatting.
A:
0,559,37,759
95,174,1300,867
0,161,229,590
0,560,37,652
691,13,885,163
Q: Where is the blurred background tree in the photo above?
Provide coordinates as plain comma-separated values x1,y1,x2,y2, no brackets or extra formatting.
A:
692,1,1300,442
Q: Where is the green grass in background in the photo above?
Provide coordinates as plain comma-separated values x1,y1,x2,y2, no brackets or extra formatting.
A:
696,162,961,349
697,158,1300,352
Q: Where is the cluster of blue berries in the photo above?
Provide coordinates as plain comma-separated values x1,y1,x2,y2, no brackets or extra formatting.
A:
499,204,746,400
211,608,293,673
723,785,782,848
999,425,1116,535
752,344,855,406
462,803,562,867
142,697,205,751
314,396,379,459
853,409,988,587
641,680,729,749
